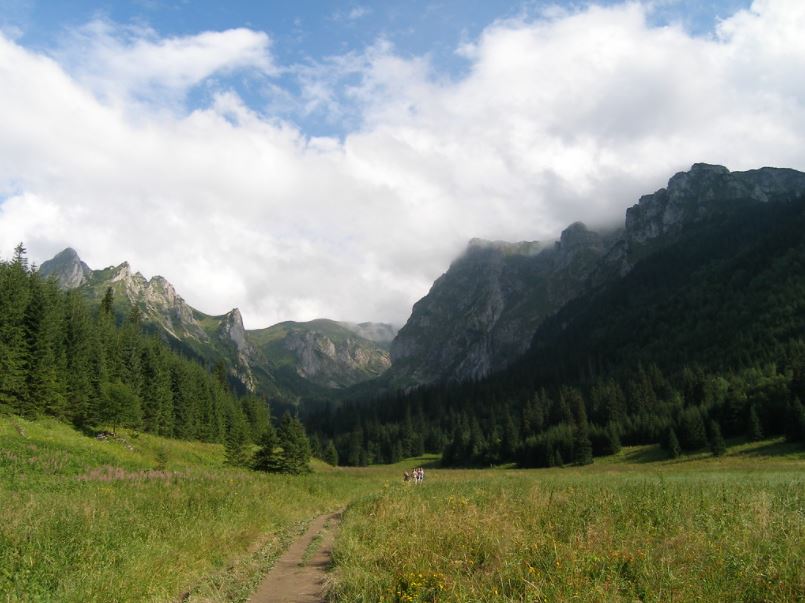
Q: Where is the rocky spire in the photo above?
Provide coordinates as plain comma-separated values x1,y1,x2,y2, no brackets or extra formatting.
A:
38,248,92,289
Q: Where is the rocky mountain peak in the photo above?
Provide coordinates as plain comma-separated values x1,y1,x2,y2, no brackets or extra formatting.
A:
625,164,805,246
220,308,249,353
558,222,598,249
38,247,92,289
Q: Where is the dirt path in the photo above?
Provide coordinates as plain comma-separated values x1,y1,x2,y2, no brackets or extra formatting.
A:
247,511,341,603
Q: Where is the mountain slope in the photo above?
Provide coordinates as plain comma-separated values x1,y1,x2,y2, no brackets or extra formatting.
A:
386,163,805,388
37,253,393,401
386,228,612,386
247,319,393,390
306,163,805,467
516,183,805,386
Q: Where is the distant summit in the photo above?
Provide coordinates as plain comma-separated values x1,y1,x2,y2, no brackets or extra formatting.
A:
36,248,393,401
39,247,92,289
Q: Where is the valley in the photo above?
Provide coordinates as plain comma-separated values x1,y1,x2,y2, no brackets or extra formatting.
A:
0,414,801,602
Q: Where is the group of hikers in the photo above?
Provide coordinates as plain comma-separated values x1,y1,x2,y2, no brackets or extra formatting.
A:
403,467,425,484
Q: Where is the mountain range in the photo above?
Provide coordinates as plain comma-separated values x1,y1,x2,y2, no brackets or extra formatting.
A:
38,163,805,410
38,250,396,403
383,163,805,387
301,162,805,466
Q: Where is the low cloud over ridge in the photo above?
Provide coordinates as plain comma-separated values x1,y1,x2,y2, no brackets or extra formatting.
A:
1,1,804,328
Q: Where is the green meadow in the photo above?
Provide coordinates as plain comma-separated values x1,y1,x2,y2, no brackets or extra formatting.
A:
1,414,803,602
0,415,377,602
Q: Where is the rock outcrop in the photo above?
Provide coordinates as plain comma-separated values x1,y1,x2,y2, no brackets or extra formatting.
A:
596,163,805,280
388,223,611,385
248,319,392,389
38,247,92,289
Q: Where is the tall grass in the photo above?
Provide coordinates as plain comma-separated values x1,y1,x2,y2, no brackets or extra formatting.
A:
0,416,377,602
3,415,803,602
330,455,805,602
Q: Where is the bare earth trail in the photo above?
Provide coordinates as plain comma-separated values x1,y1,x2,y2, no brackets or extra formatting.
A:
248,511,342,603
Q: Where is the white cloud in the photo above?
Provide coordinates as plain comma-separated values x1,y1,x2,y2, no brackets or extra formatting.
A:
53,20,275,110
1,1,805,329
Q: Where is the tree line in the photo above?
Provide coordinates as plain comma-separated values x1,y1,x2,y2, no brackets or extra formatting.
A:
0,244,311,473
306,189,805,466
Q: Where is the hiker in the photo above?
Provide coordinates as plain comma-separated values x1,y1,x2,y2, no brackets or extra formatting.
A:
403,471,411,482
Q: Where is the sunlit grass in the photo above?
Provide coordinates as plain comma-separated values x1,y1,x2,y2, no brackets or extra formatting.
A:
330,446,805,602
0,415,378,602
3,415,803,602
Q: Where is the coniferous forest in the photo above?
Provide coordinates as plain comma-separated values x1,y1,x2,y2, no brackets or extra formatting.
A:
305,191,805,466
0,244,302,468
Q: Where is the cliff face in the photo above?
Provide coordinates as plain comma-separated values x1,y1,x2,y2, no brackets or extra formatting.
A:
595,163,805,282
388,223,610,385
38,248,92,289
247,319,394,390
388,163,805,388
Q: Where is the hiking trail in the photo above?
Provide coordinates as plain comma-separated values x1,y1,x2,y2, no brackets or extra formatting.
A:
247,511,342,603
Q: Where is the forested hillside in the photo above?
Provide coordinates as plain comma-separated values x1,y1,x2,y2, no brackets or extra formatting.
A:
306,180,805,466
0,245,269,448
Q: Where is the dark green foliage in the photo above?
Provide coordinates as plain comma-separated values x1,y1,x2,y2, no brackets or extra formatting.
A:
252,420,283,472
709,420,726,456
665,427,681,459
276,413,312,474
323,439,339,466
0,245,269,450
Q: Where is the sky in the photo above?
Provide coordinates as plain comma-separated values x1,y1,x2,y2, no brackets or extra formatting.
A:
1,0,804,328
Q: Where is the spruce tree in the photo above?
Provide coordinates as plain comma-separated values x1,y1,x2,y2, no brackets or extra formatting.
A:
748,404,763,441
224,412,250,467
785,398,805,443
666,427,681,459
252,420,283,472
100,287,114,316
323,439,339,466
277,412,311,474
0,246,31,410
709,420,726,456
22,275,63,418
604,421,622,455
101,381,142,434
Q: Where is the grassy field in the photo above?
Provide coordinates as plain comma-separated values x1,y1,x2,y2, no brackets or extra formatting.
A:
330,446,805,602
2,414,803,602
0,415,380,602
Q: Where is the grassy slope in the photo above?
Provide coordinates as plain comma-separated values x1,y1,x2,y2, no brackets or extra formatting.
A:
331,443,805,602
0,415,381,602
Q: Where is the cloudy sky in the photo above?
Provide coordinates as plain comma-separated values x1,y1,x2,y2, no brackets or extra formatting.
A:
1,0,804,328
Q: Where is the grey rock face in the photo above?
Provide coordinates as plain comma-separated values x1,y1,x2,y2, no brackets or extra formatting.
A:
248,319,392,389
389,224,608,385
218,308,258,391
38,248,92,289
284,328,391,388
610,163,805,275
